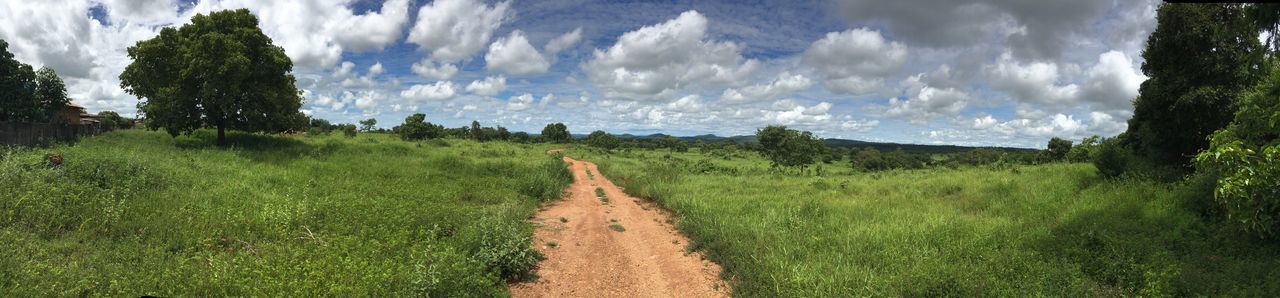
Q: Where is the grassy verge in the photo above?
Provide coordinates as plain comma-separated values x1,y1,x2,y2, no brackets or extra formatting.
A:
0,129,571,296
570,148,1280,296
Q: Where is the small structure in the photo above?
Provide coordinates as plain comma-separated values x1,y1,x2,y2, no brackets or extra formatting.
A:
56,104,87,124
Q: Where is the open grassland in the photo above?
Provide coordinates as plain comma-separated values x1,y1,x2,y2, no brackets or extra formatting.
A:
570,148,1280,297
0,130,571,296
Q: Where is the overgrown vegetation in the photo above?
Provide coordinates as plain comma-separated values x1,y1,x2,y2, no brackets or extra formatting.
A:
0,130,571,296
571,147,1280,296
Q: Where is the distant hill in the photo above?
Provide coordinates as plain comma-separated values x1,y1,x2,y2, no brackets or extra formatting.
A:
583,133,1036,154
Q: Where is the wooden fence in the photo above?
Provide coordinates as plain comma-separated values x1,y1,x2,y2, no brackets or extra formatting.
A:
0,122,114,147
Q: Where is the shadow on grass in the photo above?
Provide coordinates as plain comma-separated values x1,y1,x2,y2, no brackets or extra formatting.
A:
174,129,331,164
1037,199,1280,296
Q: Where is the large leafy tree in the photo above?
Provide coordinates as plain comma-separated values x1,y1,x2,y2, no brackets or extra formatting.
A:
541,123,570,143
359,118,377,131
34,67,70,122
1126,3,1263,167
585,130,619,150
393,113,443,141
1045,137,1073,161
756,125,825,169
0,39,39,122
120,9,302,145
1195,64,1280,238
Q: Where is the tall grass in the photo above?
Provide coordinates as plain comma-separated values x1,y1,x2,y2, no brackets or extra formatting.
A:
571,148,1280,296
0,130,570,296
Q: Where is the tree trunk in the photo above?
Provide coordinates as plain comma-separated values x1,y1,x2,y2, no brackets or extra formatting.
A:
217,122,226,146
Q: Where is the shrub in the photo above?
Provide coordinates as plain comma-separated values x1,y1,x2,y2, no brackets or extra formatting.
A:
394,113,444,141
468,222,543,281
1093,138,1131,179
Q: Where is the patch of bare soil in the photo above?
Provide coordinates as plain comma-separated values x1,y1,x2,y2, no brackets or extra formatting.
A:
508,157,728,297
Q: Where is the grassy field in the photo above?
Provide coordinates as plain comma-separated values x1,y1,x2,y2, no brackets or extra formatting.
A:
0,130,571,296
569,148,1280,296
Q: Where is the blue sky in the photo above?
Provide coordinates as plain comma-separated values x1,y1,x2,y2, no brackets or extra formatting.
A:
1,0,1159,148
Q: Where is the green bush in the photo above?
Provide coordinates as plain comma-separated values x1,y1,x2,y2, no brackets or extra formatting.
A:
1093,138,1131,179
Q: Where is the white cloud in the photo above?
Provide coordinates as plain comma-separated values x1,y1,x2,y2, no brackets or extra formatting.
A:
544,27,583,57
330,0,411,53
401,81,458,102
886,85,971,123
507,93,534,111
666,94,705,112
1079,50,1145,111
719,72,813,104
411,59,458,80
485,30,551,75
841,119,880,132
764,101,834,125
583,10,759,101
465,75,507,96
986,52,1079,106
187,0,413,70
101,0,180,25
803,28,907,95
406,0,511,62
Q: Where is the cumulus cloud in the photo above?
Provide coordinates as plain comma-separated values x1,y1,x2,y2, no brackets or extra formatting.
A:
583,10,759,101
507,93,534,111
764,101,834,125
330,0,411,53
885,82,971,123
1079,51,1146,111
411,59,459,80
485,30,551,75
101,0,181,25
719,72,812,104
401,81,458,102
802,28,907,95
407,0,511,62
186,0,413,70
544,27,583,57
986,52,1079,106
465,75,507,96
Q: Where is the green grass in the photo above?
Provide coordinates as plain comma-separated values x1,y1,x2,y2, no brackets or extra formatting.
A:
595,187,608,204
608,223,625,232
569,147,1280,297
0,129,571,296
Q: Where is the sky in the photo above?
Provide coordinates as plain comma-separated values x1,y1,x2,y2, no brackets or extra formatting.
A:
0,0,1160,148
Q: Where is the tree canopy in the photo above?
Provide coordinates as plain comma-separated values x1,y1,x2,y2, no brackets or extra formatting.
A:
585,130,619,150
0,39,41,123
359,118,377,131
119,9,302,145
1126,3,1262,167
541,123,570,143
33,67,70,122
756,125,825,168
1045,137,1073,161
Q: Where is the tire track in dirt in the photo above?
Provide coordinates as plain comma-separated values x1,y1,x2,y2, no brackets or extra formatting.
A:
509,156,728,297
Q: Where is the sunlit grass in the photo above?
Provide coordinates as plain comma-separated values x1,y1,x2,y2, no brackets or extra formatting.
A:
569,147,1280,296
0,130,571,296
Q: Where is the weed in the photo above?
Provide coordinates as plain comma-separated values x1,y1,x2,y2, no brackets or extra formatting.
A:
595,187,608,204
608,223,626,232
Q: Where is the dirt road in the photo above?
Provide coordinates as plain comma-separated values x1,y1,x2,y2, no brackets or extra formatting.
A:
508,156,728,297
